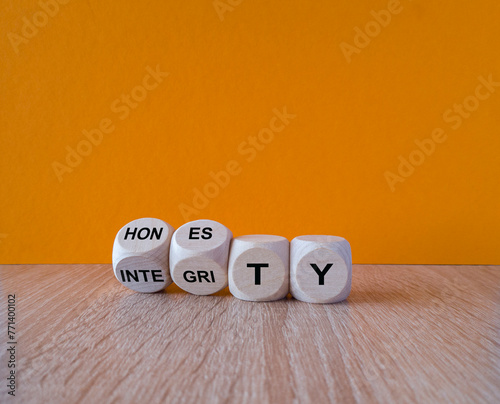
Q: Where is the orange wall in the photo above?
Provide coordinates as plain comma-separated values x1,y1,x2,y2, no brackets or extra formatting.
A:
1,0,499,264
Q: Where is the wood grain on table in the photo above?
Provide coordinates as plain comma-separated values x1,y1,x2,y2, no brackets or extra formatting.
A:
0,264,499,404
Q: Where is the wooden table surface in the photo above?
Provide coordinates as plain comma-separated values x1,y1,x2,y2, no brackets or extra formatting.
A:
0,264,499,403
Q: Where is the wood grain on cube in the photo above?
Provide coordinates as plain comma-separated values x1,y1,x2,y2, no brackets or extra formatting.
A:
112,217,174,293
228,235,289,302
169,219,232,295
290,235,352,303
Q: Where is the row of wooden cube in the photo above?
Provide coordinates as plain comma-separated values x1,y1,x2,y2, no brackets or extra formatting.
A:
112,218,352,303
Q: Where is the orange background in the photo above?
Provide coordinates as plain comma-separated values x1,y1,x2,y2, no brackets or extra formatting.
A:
1,0,499,264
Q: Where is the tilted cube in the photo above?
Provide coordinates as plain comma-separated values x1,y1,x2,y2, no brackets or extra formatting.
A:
112,218,175,293
169,219,232,295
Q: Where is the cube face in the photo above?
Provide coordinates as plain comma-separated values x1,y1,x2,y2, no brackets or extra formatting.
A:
171,256,227,295
169,219,232,295
171,219,230,252
114,256,167,293
112,218,174,293
228,235,289,302
113,218,169,254
290,236,352,304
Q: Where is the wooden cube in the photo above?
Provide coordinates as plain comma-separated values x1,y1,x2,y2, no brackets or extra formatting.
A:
169,219,232,295
112,218,175,293
290,235,352,303
228,235,289,302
